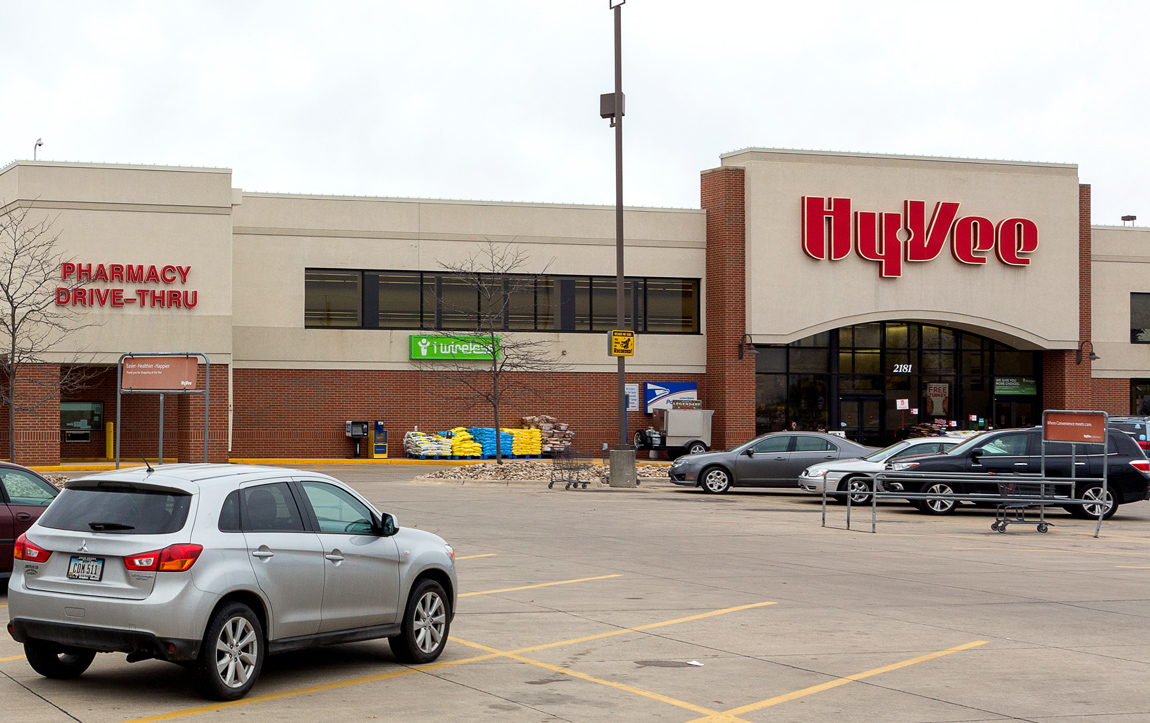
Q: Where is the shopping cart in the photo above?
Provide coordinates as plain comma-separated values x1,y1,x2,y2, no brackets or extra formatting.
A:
548,448,596,490
992,481,1057,533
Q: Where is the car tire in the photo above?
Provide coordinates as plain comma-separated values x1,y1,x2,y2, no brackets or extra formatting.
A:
839,476,872,505
1067,484,1119,520
700,467,732,494
917,482,957,515
191,602,265,701
390,578,451,664
687,442,708,455
24,638,96,679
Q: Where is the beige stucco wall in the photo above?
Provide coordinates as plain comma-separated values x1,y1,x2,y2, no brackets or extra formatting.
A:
723,149,1081,350
0,162,234,365
1091,225,1150,379
231,194,707,372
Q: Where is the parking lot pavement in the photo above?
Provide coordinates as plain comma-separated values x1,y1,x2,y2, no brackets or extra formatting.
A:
4,466,1150,722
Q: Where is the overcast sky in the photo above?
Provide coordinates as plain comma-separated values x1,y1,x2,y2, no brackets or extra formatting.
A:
2,1,1147,224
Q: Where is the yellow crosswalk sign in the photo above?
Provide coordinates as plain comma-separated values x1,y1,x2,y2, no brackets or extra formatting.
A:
609,330,635,357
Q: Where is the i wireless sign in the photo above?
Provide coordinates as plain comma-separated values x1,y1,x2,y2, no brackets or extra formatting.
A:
409,335,498,360
802,197,1039,278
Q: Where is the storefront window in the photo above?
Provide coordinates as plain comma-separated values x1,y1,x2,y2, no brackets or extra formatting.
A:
304,270,362,327
789,347,828,373
505,276,536,330
1132,380,1150,415
646,279,699,333
788,375,830,430
756,375,787,431
376,272,423,329
61,402,103,431
438,276,478,330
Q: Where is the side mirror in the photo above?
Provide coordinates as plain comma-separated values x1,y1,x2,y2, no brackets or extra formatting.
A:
970,449,983,461
375,513,399,537
743,448,755,457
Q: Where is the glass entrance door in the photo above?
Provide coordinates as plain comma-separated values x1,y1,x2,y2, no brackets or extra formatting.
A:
840,396,883,446
994,398,1037,429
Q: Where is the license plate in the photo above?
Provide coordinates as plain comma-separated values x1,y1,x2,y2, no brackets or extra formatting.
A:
67,556,104,582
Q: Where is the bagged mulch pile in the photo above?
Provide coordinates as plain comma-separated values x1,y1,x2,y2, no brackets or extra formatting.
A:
417,460,670,483
521,415,575,454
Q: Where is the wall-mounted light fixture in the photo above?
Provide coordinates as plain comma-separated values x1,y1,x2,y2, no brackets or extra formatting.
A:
738,334,758,360
1076,340,1100,365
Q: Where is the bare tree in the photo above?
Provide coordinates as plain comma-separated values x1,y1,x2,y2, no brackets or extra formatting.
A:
0,203,98,462
421,241,567,463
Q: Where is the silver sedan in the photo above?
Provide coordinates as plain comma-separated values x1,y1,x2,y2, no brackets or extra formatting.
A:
669,432,877,494
7,464,457,701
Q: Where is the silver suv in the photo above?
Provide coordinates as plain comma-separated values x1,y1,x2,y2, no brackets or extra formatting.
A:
5,464,457,700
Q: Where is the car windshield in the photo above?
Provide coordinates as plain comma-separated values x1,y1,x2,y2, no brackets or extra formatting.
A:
862,441,913,462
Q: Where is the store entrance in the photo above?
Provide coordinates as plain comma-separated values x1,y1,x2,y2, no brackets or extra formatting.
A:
840,396,883,447
994,398,1037,429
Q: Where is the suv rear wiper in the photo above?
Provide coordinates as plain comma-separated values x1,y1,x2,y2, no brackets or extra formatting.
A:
88,521,135,531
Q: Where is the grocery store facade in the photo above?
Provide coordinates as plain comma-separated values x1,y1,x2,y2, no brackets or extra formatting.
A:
0,148,1147,464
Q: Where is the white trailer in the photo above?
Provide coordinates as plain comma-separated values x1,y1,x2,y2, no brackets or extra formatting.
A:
633,408,714,459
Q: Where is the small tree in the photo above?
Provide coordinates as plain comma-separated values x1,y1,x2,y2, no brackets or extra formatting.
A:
423,241,567,463
0,203,97,462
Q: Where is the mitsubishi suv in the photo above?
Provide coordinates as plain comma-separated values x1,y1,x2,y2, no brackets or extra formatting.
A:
6,464,457,700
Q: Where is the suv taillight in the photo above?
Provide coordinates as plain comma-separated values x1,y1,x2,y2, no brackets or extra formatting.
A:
1130,459,1150,476
13,533,50,562
124,544,203,572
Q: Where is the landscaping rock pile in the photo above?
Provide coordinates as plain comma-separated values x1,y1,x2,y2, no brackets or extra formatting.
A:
417,460,670,483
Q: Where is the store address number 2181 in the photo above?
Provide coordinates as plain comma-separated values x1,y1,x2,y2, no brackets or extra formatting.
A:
891,364,914,374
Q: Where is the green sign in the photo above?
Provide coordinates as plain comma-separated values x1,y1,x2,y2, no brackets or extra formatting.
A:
409,335,498,360
995,377,1037,396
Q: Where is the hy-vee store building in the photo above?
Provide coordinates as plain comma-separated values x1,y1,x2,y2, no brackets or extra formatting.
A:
0,148,1148,465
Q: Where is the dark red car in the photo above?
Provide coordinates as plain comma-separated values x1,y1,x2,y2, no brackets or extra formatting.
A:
1,462,59,586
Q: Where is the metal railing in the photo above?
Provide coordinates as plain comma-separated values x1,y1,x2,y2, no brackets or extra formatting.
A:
820,470,1111,538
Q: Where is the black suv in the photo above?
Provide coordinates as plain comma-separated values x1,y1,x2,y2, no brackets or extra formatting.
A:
886,427,1150,518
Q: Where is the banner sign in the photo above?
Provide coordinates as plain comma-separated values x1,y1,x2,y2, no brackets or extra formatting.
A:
644,382,698,413
409,335,498,360
121,356,199,391
1043,411,1106,444
995,377,1037,395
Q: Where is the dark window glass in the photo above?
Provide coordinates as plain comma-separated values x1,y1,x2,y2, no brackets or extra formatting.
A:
570,277,592,331
995,350,1034,376
39,487,191,535
242,483,305,533
438,276,478,330
961,351,986,375
646,278,698,333
1133,293,1150,343
305,270,362,327
61,402,103,432
377,272,423,329
977,433,1028,456
536,277,560,331
923,351,956,374
506,276,535,331
841,375,881,392
795,332,830,347
755,347,786,373
853,350,881,374
755,374,787,432
961,377,990,430
789,374,830,429
219,490,241,532
794,436,834,452
885,323,913,348
1132,380,1150,415
853,323,881,349
887,350,912,372
0,470,56,506
301,481,375,535
591,278,628,331
789,348,828,373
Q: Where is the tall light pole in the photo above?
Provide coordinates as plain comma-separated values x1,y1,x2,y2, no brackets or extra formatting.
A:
601,0,636,486
33,138,42,160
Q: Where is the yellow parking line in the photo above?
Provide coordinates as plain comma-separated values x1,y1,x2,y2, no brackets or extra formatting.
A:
459,574,621,597
0,654,24,662
455,638,747,721
512,601,777,655
1116,565,1150,569
118,651,504,723
456,553,497,560
683,640,989,722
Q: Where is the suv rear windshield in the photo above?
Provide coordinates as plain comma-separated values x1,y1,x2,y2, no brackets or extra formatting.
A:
38,485,191,535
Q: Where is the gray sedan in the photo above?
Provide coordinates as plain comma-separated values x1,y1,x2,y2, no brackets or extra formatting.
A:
669,432,877,494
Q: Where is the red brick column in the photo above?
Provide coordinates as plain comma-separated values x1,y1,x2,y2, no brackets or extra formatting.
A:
1043,184,1093,411
10,363,61,465
178,363,229,463
701,167,755,449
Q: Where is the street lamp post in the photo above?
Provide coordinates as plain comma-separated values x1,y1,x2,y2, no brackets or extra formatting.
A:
602,0,636,487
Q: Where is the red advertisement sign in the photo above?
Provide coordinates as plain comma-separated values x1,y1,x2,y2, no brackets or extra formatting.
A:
121,356,199,392
1043,411,1106,444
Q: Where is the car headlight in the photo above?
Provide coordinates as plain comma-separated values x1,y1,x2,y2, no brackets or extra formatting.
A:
671,458,685,467
890,462,919,471
445,544,455,560
804,468,829,478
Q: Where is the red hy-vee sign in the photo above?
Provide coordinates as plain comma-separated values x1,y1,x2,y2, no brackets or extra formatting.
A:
801,197,1039,278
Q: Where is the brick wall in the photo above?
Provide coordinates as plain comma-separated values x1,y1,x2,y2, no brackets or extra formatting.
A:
1092,378,1130,415
1044,184,1095,412
0,364,63,465
58,367,184,462
700,166,755,449
232,369,707,459
178,364,229,463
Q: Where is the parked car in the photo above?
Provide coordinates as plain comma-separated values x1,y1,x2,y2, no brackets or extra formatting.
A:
884,427,1150,517
1,463,60,588
1108,416,1150,452
798,436,960,503
669,432,877,494
6,464,456,701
